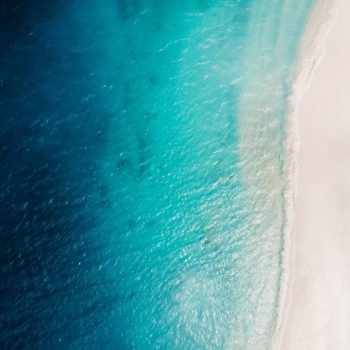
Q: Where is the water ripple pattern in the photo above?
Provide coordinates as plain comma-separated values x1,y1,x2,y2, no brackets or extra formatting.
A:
0,0,315,349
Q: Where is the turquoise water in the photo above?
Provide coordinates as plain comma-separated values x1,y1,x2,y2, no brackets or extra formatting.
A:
99,1,315,349
0,0,315,349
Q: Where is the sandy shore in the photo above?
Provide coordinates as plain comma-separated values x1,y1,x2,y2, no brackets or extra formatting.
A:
280,0,350,349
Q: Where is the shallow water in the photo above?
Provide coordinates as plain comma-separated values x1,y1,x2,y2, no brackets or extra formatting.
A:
0,0,314,349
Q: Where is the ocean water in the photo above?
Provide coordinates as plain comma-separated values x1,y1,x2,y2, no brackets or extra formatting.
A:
0,0,314,349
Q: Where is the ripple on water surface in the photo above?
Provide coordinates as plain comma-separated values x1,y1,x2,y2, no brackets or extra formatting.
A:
0,0,315,349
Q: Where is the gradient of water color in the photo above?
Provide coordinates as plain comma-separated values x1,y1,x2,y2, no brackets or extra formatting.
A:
0,0,314,349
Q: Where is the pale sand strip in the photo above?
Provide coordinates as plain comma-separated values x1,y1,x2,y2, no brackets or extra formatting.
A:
280,0,350,349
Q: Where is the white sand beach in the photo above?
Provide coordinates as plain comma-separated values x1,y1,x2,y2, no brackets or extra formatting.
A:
281,0,350,349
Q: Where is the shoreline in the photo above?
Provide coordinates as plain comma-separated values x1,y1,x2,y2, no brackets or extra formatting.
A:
273,0,344,348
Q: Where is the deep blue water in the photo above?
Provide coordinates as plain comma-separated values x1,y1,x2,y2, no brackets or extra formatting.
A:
1,1,314,349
